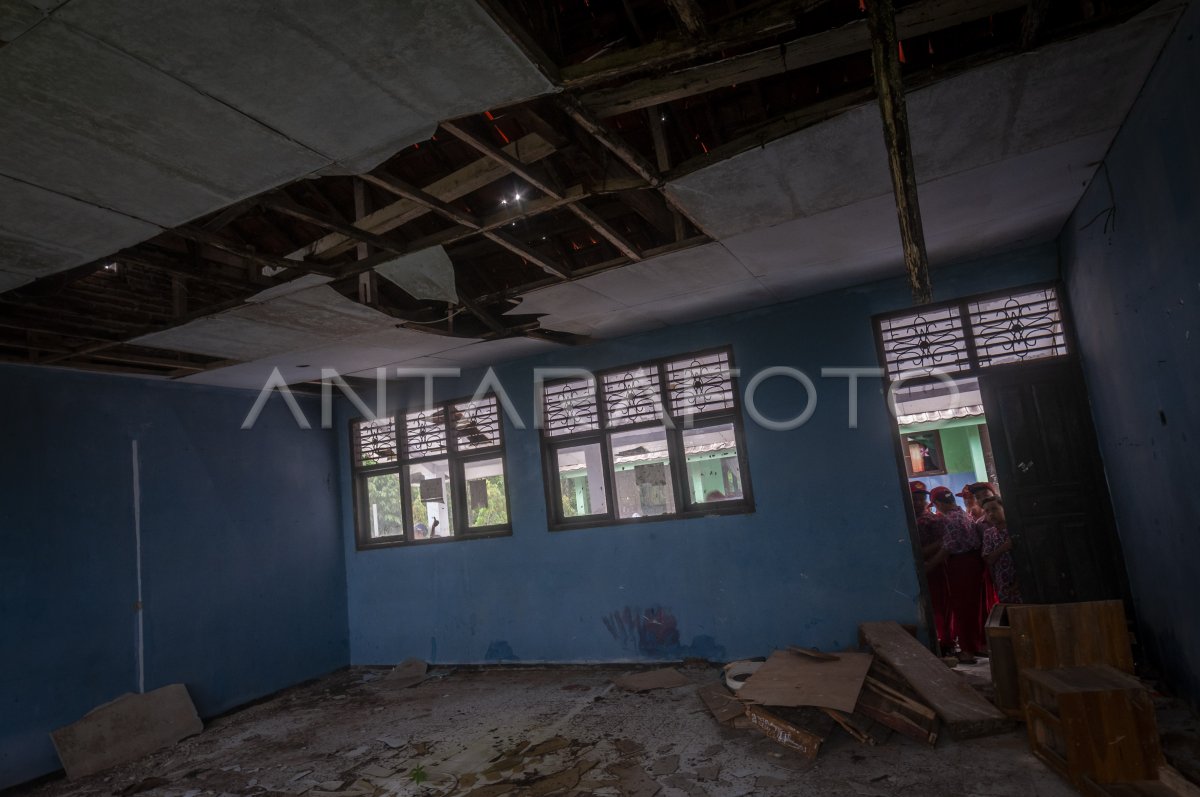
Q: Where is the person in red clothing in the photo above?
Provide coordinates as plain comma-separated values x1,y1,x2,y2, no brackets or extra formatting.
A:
911,482,952,654
959,484,984,521
931,485,987,663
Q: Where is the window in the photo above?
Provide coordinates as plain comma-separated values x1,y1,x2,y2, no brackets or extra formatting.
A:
351,396,510,548
540,347,753,529
875,282,1071,384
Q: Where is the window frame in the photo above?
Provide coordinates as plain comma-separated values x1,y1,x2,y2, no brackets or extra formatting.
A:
350,395,512,550
539,345,755,531
872,281,1076,389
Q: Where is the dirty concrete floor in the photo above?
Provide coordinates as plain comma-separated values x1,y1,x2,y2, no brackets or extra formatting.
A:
16,666,1080,797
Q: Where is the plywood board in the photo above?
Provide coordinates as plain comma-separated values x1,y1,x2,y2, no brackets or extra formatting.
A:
860,621,1010,739
51,684,203,779
737,649,872,713
697,682,745,724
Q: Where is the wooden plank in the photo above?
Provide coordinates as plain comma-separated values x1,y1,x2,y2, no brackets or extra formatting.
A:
738,649,872,713
580,0,1027,117
264,197,408,254
855,675,939,745
440,120,563,200
359,172,483,230
744,704,830,759
866,0,932,304
482,231,570,279
859,621,1010,738
985,603,1022,718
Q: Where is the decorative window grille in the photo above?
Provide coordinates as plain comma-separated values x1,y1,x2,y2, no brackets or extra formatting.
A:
404,408,448,459
968,286,1068,367
602,368,663,427
543,377,600,437
453,396,501,451
353,418,396,465
879,305,972,380
665,350,736,416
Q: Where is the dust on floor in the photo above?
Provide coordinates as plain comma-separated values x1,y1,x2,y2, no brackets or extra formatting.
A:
15,666,1076,797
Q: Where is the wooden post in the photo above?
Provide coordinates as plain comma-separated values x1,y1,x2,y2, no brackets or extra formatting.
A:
866,0,933,304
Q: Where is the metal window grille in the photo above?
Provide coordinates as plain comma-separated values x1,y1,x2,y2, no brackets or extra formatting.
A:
602,367,664,427
453,396,501,451
404,407,448,459
968,286,1069,367
880,305,972,380
542,377,600,437
353,418,397,465
665,350,736,416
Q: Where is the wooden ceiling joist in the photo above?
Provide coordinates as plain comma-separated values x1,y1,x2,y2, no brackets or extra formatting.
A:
579,0,1029,117
867,0,933,304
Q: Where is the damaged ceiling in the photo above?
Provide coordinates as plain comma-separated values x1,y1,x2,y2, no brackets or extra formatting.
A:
0,0,1182,386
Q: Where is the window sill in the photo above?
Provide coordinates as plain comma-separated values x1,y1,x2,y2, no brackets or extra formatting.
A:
355,528,512,552
548,503,754,533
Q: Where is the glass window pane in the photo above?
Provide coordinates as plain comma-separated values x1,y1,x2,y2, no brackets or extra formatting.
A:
464,457,508,528
555,442,608,518
682,423,744,504
408,460,453,538
363,472,404,539
610,428,676,518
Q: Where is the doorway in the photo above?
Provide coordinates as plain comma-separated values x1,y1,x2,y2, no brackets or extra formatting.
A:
875,284,1130,622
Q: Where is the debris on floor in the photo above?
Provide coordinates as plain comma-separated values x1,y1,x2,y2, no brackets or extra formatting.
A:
611,667,691,692
50,684,203,780
380,658,429,689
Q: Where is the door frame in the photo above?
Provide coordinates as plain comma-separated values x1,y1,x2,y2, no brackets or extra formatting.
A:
871,280,1099,646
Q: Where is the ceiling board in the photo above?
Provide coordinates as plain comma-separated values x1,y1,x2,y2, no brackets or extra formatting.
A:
0,173,160,276
665,4,1179,239
57,0,556,174
0,21,327,227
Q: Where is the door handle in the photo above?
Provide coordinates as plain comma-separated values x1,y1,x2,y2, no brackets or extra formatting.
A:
1017,460,1034,473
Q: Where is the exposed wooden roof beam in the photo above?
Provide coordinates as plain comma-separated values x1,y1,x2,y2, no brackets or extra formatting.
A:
482,231,571,279
579,0,1028,117
867,0,932,304
565,202,642,261
561,1,805,88
439,120,564,200
666,0,708,37
173,226,337,277
560,96,662,186
359,172,484,230
262,196,410,254
302,133,557,261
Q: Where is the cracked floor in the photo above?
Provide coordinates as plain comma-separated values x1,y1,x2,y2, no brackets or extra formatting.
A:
14,666,1084,797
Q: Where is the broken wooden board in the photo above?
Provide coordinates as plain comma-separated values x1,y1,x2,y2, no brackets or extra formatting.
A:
612,668,691,692
860,621,1011,739
697,681,745,724
787,646,840,661
855,667,939,745
737,649,872,713
51,684,203,779
744,705,835,759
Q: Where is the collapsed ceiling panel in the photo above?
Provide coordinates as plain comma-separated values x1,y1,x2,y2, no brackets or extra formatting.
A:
0,21,327,227
57,0,556,175
666,3,1180,239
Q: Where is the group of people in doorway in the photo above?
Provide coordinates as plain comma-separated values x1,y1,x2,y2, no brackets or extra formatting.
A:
911,480,1022,664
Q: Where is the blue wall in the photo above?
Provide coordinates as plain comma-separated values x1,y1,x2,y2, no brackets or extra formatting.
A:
1061,2,1200,708
341,245,1059,666
0,367,348,789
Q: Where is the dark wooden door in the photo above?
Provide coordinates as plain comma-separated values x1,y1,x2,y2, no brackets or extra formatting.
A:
979,361,1129,605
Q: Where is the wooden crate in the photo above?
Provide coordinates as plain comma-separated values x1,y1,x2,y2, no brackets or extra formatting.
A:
1008,600,1134,673
986,603,1021,719
1021,665,1162,788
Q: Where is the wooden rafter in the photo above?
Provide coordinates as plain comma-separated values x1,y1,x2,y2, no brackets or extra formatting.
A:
867,0,933,304
665,0,707,37
172,226,337,277
359,172,484,230
579,0,1029,117
439,120,564,200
